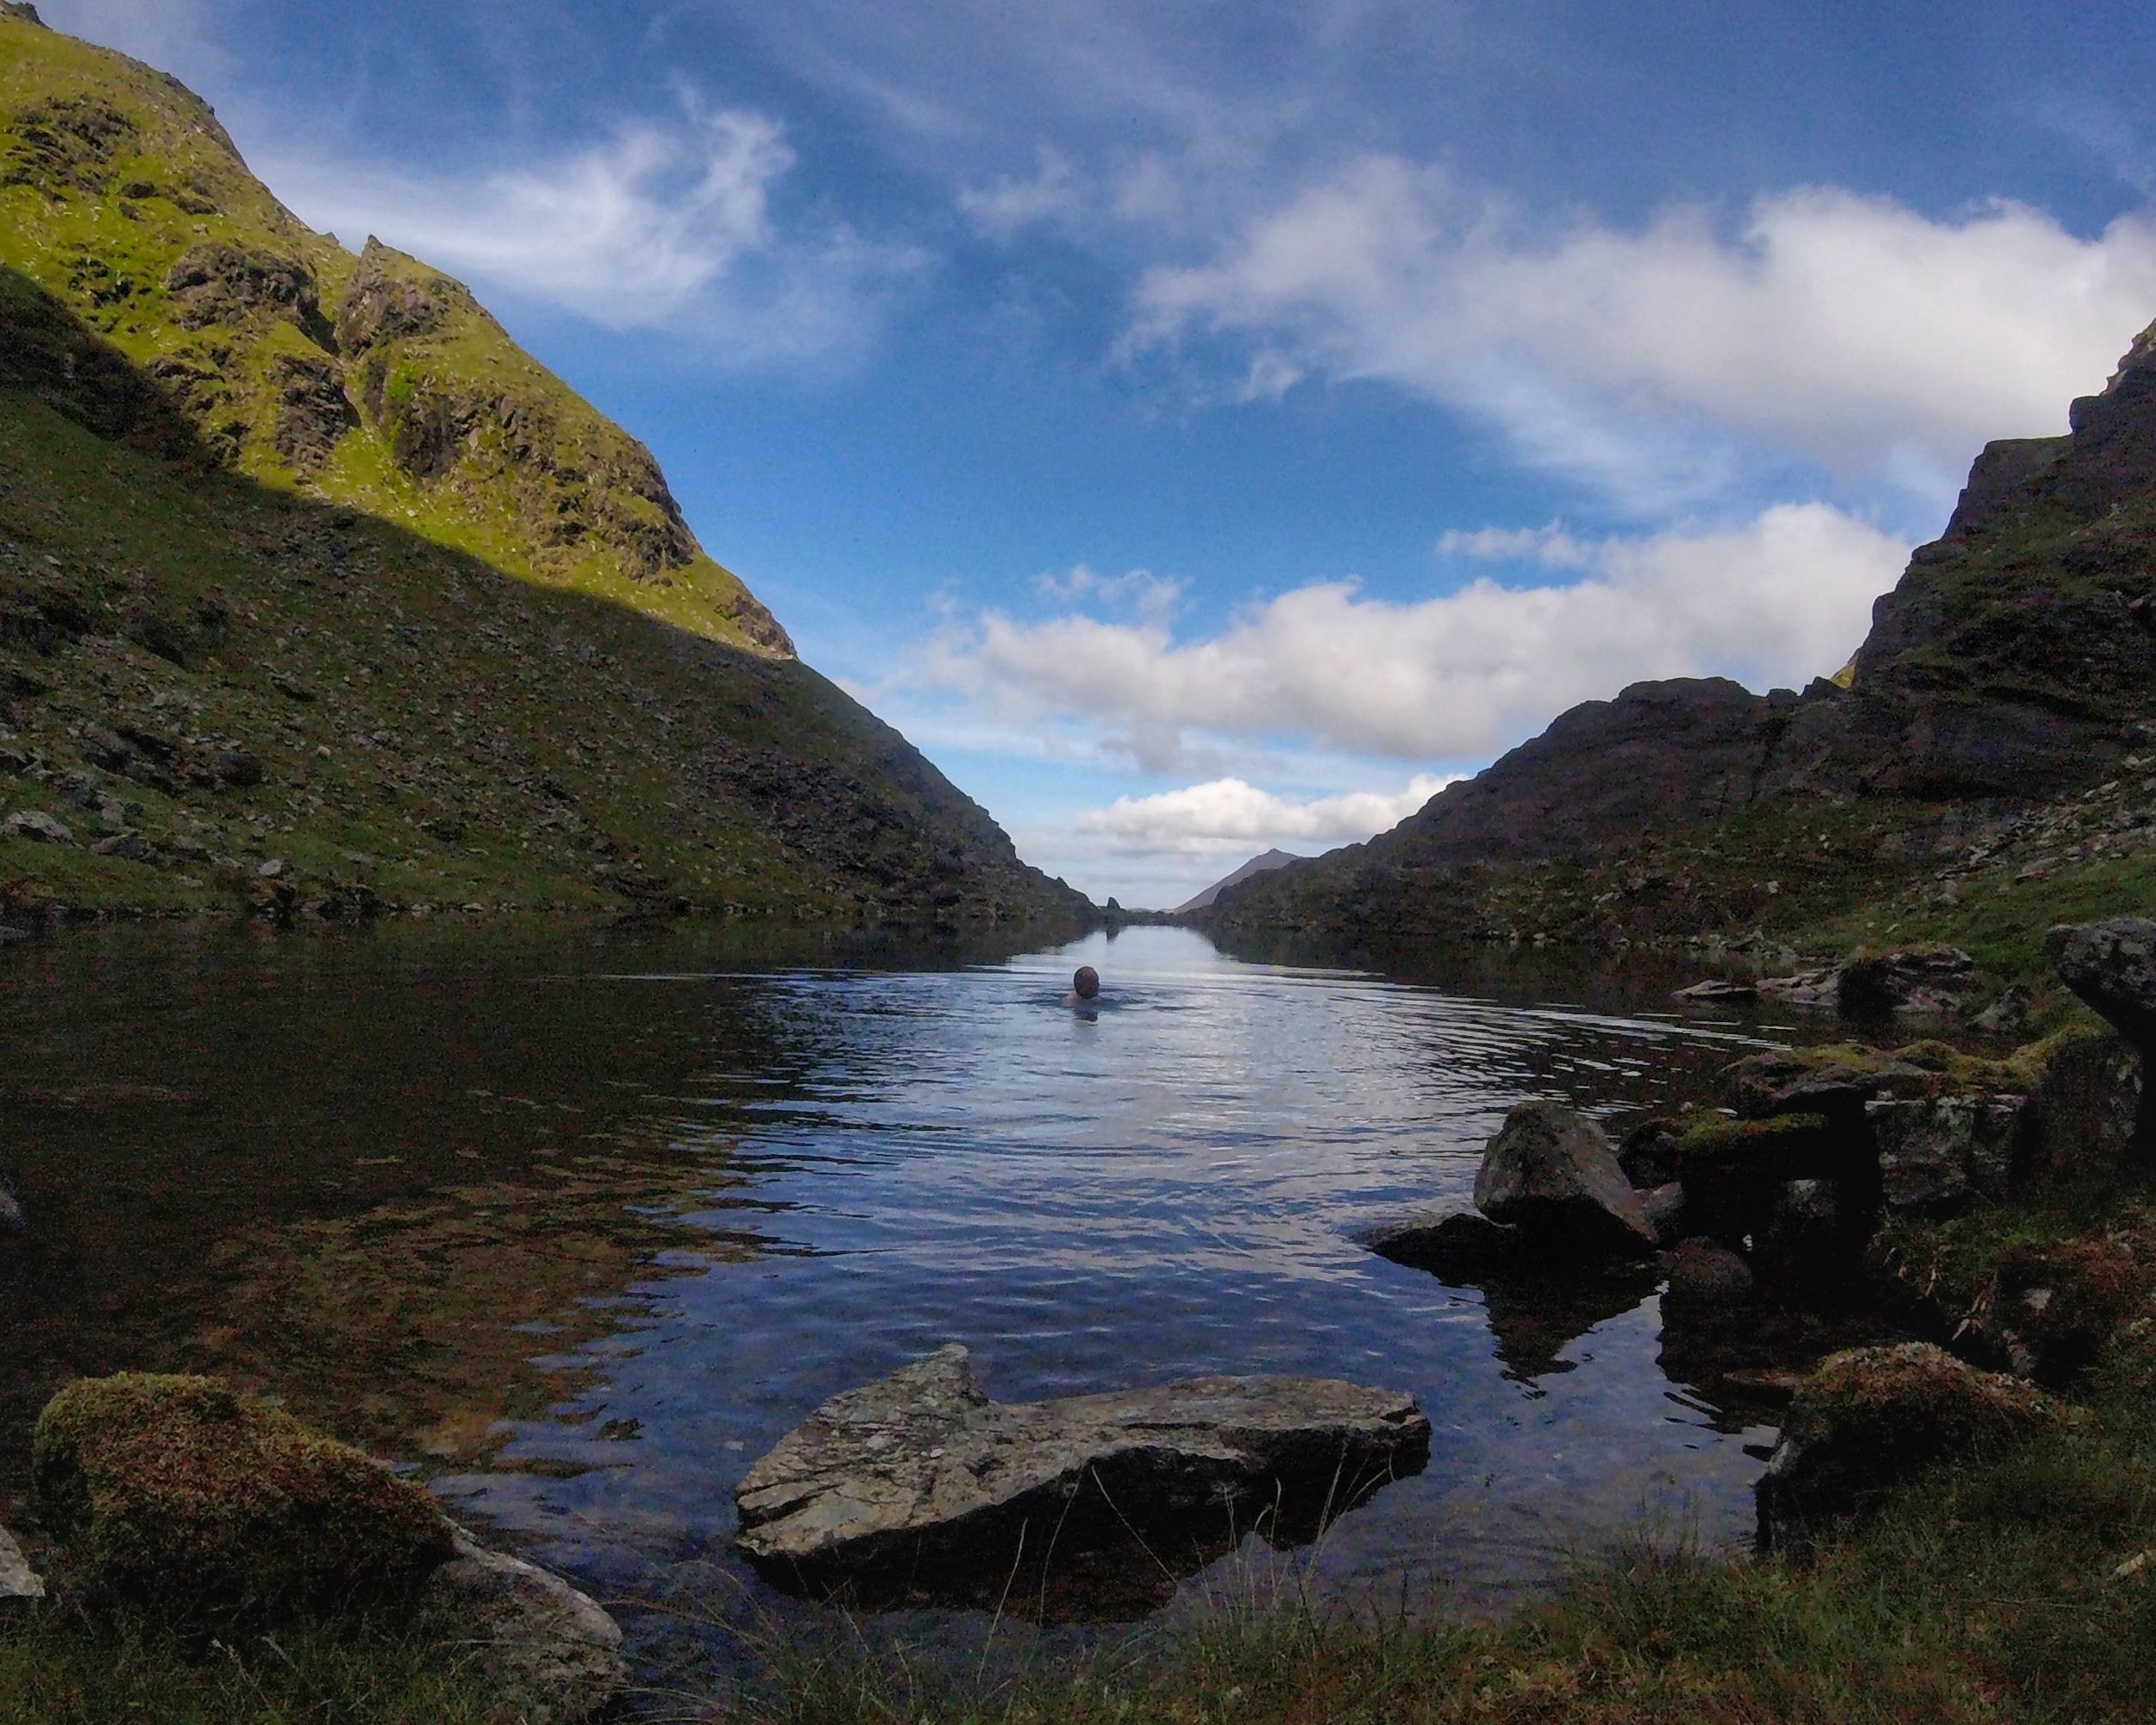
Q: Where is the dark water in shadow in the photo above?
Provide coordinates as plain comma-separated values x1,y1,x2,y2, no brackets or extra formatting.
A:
0,919,1827,1672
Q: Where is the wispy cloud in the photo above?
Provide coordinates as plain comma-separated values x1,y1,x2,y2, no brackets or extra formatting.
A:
262,96,923,366
1132,160,2156,504
1032,563,1187,619
908,502,1909,770
37,0,223,78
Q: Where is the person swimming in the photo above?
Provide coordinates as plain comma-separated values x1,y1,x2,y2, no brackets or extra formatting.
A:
1066,965,1100,1009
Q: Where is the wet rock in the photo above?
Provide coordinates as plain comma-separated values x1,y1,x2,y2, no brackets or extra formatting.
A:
1674,978,1755,1001
1867,1095,2027,1212
0,1524,42,1614
1756,1343,2053,1548
735,1346,1430,1587
1472,1101,1658,1256
421,1530,624,1725
1665,1239,1754,1307
31,1373,452,1615
1366,1211,1526,1280
1,809,73,845
1617,1116,1684,1189
1639,1181,1687,1245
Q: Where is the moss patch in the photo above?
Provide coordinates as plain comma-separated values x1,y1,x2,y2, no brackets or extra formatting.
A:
31,1374,452,1617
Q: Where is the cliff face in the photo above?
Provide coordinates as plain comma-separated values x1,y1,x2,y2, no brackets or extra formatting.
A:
1216,318,2156,942
0,12,1087,925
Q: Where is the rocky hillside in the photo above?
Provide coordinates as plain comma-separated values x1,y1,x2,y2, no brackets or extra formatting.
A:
1213,319,2156,970
0,9,1088,925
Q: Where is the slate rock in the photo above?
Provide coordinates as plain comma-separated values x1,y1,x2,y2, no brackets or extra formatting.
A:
735,1346,1429,1584
1472,1101,1658,1255
421,1531,624,1725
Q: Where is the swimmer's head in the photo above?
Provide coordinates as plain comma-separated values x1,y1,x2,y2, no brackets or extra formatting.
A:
1072,965,1100,1000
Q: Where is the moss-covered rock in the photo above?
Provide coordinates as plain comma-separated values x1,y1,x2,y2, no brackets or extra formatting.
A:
1757,1342,2053,1546
31,1373,452,1616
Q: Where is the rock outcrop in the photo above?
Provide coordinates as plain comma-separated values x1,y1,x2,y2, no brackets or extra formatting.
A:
1211,319,2156,943
1472,1101,1658,1255
1756,1343,2053,1548
735,1346,1430,1593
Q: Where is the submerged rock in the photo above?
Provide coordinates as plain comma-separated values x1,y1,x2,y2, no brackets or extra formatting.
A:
1472,1101,1657,1256
1757,1342,2053,1548
735,1346,1430,1593
0,1524,43,1613
422,1530,624,1725
31,1373,452,1615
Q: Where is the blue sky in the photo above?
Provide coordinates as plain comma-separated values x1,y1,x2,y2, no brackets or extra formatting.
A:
42,0,2156,905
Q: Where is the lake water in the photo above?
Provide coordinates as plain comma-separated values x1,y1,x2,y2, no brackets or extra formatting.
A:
0,920,1828,1672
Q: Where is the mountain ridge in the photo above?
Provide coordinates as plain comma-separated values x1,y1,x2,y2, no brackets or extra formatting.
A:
0,12,1088,927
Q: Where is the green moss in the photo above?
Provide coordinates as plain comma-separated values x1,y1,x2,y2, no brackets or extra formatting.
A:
31,1373,453,1617
1675,1110,1833,1166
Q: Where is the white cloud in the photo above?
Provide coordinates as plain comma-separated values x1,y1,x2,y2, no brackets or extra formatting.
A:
1077,774,1457,856
1436,521,1597,569
1032,563,1186,619
910,502,1909,768
1134,160,2156,499
959,145,1084,237
263,98,919,364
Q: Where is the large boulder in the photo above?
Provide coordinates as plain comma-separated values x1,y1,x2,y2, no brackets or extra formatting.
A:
421,1530,624,1725
2050,919,2156,1048
31,1374,453,1615
735,1346,1429,1592
1756,1343,2053,1548
1472,1101,1657,1255
1730,1047,1936,1125
1866,1095,2027,1212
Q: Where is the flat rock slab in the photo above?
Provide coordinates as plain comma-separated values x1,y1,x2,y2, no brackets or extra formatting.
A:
736,1346,1430,1583
0,1524,44,1613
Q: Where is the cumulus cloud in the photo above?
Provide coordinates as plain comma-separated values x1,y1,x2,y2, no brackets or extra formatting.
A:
911,502,1908,768
1133,160,2156,499
1078,774,1457,856
264,98,918,364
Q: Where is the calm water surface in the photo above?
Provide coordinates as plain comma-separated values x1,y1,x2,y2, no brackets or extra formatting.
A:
0,921,1802,1666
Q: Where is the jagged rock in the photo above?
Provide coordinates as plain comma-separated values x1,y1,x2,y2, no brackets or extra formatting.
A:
0,1176,22,1232
0,1524,42,1613
1867,1095,2026,1212
734,1346,1430,1584
1756,968,1845,1007
1756,1343,2053,1548
1472,1101,1658,1255
2050,919,2156,1050
421,1531,624,1725
31,1373,452,1614
1674,978,1755,1001
1665,1239,1754,1307
1,809,72,845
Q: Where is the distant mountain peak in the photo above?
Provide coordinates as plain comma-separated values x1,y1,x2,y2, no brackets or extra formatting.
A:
1175,848,1301,914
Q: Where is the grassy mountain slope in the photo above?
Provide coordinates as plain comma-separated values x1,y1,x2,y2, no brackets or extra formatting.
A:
1213,318,2156,985
0,9,1087,925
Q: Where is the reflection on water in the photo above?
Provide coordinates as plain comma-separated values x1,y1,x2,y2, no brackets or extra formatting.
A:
1,921,1804,1658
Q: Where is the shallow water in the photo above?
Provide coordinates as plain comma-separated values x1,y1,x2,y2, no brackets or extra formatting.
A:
0,920,1814,1665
